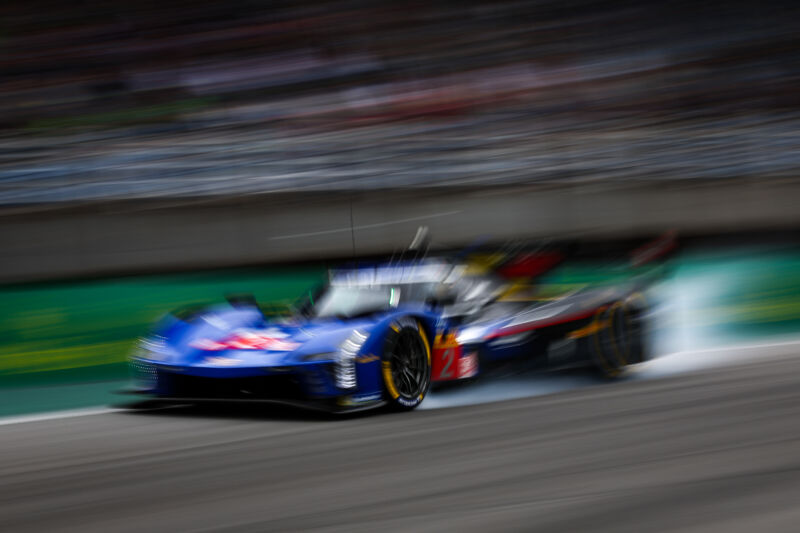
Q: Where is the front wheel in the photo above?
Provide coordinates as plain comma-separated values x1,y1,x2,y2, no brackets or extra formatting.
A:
381,318,432,411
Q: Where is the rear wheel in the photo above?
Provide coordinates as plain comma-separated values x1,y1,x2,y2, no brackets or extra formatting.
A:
591,298,646,378
624,294,648,364
381,318,432,411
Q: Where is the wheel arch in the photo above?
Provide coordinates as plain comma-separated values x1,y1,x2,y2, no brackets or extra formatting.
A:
405,313,437,349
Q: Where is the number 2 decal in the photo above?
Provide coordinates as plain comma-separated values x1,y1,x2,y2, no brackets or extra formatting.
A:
440,349,455,378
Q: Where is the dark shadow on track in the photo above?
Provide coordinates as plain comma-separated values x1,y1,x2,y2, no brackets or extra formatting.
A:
113,398,385,422
113,366,617,421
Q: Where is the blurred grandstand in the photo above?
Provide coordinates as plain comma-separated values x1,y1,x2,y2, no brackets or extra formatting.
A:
0,0,798,205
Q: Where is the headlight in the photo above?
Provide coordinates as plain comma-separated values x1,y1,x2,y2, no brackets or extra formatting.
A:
131,336,168,362
335,330,367,389
129,358,157,389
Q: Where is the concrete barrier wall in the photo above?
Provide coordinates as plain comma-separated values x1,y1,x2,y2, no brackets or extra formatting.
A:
2,179,799,282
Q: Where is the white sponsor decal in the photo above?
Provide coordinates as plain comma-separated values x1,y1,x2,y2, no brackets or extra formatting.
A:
203,356,243,366
458,352,479,378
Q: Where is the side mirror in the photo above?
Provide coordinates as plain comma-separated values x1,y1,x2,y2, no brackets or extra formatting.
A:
426,293,457,309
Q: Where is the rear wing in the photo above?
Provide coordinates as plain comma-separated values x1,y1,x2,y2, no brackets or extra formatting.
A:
456,231,679,286
629,230,678,268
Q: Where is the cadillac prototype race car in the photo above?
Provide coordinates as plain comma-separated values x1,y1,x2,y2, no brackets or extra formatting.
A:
128,236,674,413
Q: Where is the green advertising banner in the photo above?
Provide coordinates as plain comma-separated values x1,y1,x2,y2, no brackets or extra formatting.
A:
0,266,326,388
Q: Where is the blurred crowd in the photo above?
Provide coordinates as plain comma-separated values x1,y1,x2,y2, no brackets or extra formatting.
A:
0,0,798,204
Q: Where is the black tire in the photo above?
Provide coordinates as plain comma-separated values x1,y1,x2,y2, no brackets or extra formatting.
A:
624,294,648,364
381,317,432,411
590,306,621,378
591,296,648,378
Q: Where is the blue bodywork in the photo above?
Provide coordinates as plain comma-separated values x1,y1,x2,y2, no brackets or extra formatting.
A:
130,299,442,411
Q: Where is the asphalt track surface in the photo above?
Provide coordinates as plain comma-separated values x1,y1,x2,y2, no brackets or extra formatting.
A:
2,350,800,532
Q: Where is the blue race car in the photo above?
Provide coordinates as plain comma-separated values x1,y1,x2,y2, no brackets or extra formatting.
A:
129,261,450,412
128,239,671,413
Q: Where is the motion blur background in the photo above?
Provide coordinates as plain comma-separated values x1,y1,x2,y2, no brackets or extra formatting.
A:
3,1,800,531
1,0,799,446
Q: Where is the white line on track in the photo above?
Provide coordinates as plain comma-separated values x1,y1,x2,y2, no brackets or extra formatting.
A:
629,337,800,379
0,407,121,427
669,337,800,355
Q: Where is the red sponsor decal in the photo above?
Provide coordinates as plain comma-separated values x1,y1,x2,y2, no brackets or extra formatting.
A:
190,330,299,352
190,339,228,351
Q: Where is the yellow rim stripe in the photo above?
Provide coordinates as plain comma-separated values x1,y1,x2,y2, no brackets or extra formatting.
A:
417,320,432,365
626,291,647,309
382,361,400,399
606,301,627,365
567,319,608,339
383,321,432,402
592,306,620,377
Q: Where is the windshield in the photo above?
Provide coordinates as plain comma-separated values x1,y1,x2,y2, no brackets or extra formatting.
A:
310,285,397,318
305,282,441,318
